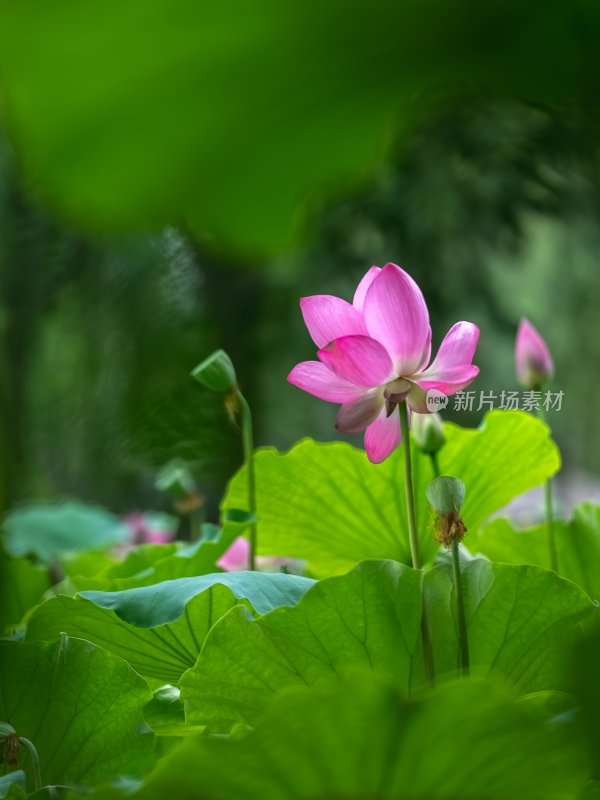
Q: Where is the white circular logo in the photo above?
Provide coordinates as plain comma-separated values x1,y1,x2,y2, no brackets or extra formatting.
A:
426,389,448,412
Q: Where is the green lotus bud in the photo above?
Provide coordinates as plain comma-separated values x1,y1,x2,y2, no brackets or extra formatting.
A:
191,349,237,393
426,476,465,514
426,476,467,548
155,460,197,500
411,412,446,454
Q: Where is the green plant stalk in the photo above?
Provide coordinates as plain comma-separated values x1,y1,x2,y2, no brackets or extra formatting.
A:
429,452,469,675
430,451,440,479
399,402,421,570
537,405,558,573
543,480,558,571
451,537,470,675
20,737,42,792
399,401,434,684
237,391,257,570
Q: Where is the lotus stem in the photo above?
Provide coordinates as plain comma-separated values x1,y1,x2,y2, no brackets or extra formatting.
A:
543,480,558,573
399,402,420,570
537,406,558,574
429,453,469,675
20,737,42,792
399,401,434,684
450,537,470,675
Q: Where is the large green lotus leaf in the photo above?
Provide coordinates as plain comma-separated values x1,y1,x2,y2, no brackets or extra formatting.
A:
0,1,598,254
138,676,588,800
425,559,592,690
222,411,559,576
439,412,560,535
181,558,591,729
25,580,270,684
77,570,314,626
26,572,313,683
0,550,50,631
59,550,121,580
580,784,600,800
0,636,154,787
66,512,254,592
471,503,600,602
1,502,129,563
180,560,423,729
143,686,205,738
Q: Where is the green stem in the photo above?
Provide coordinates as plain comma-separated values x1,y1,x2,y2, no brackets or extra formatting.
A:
20,737,42,792
399,402,421,570
537,406,558,573
237,391,257,570
451,537,470,675
429,451,469,675
544,480,558,572
399,402,434,684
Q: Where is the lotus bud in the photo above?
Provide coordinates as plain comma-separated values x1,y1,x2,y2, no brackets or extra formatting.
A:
515,319,554,389
411,412,446,454
156,460,196,499
426,476,465,514
426,476,467,547
155,461,202,514
191,349,237,393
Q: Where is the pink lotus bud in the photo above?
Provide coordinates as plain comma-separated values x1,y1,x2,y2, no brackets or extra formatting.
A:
515,319,554,389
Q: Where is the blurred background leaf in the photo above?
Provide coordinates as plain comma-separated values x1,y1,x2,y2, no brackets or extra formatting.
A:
2,501,129,562
128,675,590,800
0,0,599,254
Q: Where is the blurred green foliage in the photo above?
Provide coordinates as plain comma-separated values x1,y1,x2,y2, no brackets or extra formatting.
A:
0,131,241,514
0,0,599,255
2,95,600,514
2,502,129,562
66,675,591,800
0,4,599,515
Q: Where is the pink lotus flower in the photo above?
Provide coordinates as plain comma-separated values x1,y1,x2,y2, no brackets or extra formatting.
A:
515,318,554,389
217,536,250,571
288,263,479,463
